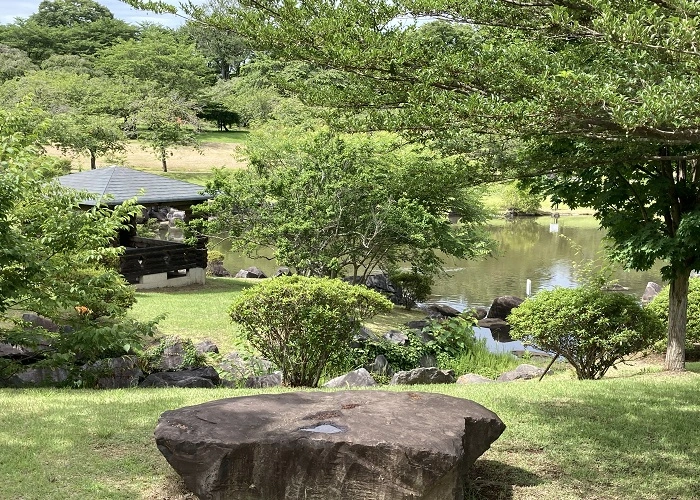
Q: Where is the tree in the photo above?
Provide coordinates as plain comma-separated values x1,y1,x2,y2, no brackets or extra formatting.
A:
50,113,126,169
181,0,253,80
0,45,37,82
194,127,491,280
130,93,201,172
165,0,700,371
95,26,214,97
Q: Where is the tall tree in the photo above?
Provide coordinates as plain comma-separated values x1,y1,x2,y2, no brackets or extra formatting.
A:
154,0,700,371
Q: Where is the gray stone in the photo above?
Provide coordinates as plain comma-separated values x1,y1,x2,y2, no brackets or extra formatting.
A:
154,391,506,500
642,281,662,304
234,266,267,279
366,354,392,375
419,353,438,368
150,339,203,372
457,373,494,384
245,370,282,388
421,303,461,318
390,367,455,385
405,319,430,330
195,340,219,355
6,367,69,387
85,355,143,389
206,261,231,277
486,296,524,320
497,364,544,382
219,352,274,384
0,343,32,359
323,368,377,388
273,266,292,277
21,313,61,332
383,329,408,345
140,368,219,388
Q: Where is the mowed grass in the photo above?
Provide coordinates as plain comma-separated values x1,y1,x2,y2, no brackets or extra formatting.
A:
128,277,255,354
0,371,699,499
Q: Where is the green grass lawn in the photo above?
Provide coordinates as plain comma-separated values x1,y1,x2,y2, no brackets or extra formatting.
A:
198,129,250,144
5,279,698,499
1,371,699,499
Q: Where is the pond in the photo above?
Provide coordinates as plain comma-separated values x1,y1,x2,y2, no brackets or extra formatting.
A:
214,215,665,353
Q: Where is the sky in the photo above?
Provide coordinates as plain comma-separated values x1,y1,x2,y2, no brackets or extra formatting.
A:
0,0,191,28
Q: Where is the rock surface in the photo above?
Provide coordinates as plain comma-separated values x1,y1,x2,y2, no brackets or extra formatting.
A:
421,303,461,318
497,364,544,382
323,368,377,388
486,296,524,320
390,367,455,385
245,370,282,388
457,373,494,384
154,391,506,500
140,367,220,388
85,355,143,389
234,266,267,279
642,281,662,304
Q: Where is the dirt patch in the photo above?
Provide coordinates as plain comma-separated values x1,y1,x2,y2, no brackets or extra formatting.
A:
45,141,247,173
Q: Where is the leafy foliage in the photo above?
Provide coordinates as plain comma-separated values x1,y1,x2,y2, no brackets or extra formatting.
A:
194,129,491,280
349,329,431,373
229,276,393,387
508,287,664,380
387,269,433,310
648,278,700,347
423,316,478,359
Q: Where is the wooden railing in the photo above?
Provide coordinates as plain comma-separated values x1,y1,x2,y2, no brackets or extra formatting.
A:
119,237,207,284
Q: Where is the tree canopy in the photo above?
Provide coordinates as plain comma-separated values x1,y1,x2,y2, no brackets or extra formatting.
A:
169,0,700,371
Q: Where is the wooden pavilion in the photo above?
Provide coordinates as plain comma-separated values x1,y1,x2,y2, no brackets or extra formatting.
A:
58,166,211,289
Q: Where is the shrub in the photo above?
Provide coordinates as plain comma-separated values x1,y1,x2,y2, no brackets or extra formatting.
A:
388,270,433,310
423,316,477,358
437,340,520,379
502,181,543,214
508,286,664,379
140,335,205,373
647,278,700,346
229,276,393,387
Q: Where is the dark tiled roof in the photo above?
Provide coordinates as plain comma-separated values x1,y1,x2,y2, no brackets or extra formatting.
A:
57,166,211,206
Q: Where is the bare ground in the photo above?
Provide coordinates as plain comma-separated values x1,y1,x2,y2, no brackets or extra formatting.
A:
45,141,247,174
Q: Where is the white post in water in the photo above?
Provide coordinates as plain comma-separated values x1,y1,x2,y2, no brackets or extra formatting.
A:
526,279,532,297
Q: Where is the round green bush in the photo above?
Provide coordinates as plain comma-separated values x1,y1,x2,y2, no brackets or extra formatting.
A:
229,276,393,387
508,286,664,379
647,278,700,346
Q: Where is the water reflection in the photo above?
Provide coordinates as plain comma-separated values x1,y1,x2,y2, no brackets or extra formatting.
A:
214,216,664,309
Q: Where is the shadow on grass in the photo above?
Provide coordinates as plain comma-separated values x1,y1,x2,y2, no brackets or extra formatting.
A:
465,460,541,500
134,278,255,297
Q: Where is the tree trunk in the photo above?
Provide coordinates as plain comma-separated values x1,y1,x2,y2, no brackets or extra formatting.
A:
665,268,690,371
161,151,168,172
90,152,96,170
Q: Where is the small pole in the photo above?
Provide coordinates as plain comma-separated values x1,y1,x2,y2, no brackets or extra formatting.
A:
526,279,532,297
539,352,559,382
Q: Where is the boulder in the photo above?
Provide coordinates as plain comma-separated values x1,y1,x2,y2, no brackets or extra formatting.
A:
419,353,438,368
405,319,430,330
642,281,662,304
497,364,544,382
21,313,61,332
245,371,283,388
140,367,220,388
0,343,33,360
235,267,267,279
5,367,69,387
390,367,455,385
218,352,274,385
323,368,377,388
148,338,204,372
84,355,143,389
383,330,408,345
420,303,461,318
457,373,494,384
195,340,219,355
206,261,231,277
486,296,524,320
366,354,392,376
273,266,292,277
471,307,489,320
154,391,506,500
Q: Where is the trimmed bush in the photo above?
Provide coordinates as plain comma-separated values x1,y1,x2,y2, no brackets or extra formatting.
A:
647,278,700,346
229,276,393,387
508,286,664,379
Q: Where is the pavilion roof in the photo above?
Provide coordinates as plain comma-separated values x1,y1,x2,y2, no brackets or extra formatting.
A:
57,166,211,207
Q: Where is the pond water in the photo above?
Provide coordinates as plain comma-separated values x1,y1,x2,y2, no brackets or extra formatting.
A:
214,216,665,353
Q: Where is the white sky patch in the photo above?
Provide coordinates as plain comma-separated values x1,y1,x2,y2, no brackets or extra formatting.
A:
0,0,203,27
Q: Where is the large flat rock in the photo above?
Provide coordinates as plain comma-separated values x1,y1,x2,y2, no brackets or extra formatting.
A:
155,390,505,500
